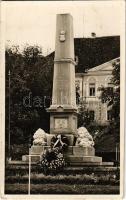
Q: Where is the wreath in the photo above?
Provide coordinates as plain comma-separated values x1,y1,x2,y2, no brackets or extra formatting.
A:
51,134,69,150
40,134,69,175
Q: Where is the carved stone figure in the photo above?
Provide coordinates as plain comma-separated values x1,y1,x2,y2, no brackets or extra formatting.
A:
75,127,94,147
33,128,47,146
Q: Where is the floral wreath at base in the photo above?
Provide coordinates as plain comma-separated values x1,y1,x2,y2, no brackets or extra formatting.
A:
39,134,69,175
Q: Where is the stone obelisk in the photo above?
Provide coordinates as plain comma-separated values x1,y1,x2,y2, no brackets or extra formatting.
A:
48,14,78,142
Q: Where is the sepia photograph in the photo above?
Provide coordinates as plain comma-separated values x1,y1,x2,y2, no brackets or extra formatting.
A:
0,0,125,198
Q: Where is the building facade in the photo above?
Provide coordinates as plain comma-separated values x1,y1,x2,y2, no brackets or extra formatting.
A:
75,57,119,125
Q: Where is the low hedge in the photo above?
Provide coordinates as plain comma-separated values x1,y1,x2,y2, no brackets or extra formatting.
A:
9,145,29,160
5,164,119,177
5,173,119,185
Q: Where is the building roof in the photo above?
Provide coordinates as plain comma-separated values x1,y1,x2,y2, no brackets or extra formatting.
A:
87,57,120,72
75,57,120,77
47,36,120,73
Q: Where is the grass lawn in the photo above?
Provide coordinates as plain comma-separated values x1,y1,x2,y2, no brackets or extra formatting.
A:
5,183,119,194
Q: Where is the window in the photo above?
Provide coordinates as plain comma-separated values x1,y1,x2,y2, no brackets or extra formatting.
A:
89,110,95,121
89,83,95,96
107,110,112,121
88,77,96,97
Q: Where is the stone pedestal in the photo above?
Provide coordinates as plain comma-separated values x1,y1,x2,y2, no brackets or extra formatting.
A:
22,145,102,166
29,145,95,156
73,146,95,156
65,155,102,165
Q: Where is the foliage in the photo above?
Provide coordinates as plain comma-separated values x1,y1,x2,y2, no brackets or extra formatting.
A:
6,173,119,185
9,144,29,161
5,45,53,148
77,102,100,138
5,183,120,194
39,134,69,175
98,59,120,143
51,134,69,149
40,147,66,175
78,103,91,128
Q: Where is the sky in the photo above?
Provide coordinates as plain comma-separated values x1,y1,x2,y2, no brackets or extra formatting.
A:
3,1,123,55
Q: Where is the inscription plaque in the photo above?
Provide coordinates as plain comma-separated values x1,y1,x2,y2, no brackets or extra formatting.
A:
54,118,68,129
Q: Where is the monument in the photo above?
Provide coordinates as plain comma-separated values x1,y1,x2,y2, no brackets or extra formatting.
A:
22,13,102,166
48,13,78,144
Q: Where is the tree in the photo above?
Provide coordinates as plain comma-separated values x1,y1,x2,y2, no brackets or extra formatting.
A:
5,45,53,148
78,103,91,128
77,100,101,138
98,58,120,143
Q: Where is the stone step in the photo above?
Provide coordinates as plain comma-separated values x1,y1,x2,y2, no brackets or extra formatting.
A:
22,155,102,165
69,162,101,166
7,160,114,167
65,155,102,164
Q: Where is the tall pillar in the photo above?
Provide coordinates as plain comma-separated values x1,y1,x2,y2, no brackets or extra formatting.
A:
48,14,78,136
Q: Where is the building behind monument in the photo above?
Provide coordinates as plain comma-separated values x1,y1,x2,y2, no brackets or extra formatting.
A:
75,57,119,125
48,35,120,126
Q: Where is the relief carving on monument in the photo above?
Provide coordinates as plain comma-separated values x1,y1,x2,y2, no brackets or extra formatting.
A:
59,30,66,42
54,118,68,129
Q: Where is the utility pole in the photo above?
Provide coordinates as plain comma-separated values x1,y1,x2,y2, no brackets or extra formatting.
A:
8,70,11,160
28,147,31,195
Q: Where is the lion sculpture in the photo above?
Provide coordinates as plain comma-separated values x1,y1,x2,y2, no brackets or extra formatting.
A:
33,128,47,146
75,127,94,147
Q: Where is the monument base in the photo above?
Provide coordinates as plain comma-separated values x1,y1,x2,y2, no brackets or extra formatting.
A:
22,145,104,166
65,155,102,165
